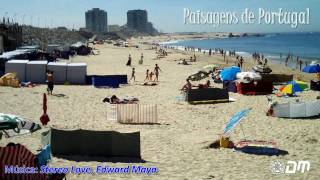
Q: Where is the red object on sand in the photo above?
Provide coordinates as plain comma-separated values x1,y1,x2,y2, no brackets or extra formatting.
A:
40,93,50,125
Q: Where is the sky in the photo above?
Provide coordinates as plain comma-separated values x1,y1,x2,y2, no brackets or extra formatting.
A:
1,0,319,33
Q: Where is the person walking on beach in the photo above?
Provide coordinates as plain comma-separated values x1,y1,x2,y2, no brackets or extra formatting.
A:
129,68,136,82
139,53,144,65
126,54,132,66
154,64,162,82
299,60,303,71
264,58,268,66
285,57,289,66
239,56,244,69
46,70,54,95
144,69,149,82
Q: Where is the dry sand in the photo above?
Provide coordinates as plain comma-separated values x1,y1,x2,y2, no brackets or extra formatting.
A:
0,41,320,180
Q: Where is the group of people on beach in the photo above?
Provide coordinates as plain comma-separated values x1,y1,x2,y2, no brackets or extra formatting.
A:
181,78,211,92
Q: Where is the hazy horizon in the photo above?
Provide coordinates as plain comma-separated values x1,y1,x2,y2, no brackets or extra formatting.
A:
1,0,319,33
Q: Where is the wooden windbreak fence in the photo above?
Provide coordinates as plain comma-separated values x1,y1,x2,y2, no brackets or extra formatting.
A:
107,104,158,124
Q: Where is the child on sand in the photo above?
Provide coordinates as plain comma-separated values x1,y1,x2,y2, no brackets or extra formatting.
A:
129,68,135,82
46,70,54,95
149,71,154,81
144,69,149,81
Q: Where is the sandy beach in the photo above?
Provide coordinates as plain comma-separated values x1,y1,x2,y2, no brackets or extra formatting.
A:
1,39,320,180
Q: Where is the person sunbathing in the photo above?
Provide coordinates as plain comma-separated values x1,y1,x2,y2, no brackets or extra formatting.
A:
181,79,195,92
103,95,138,104
198,80,211,89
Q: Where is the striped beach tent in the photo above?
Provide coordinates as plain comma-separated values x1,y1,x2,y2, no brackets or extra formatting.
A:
0,143,47,180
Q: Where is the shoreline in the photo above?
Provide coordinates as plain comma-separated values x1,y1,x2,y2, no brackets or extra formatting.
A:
158,37,318,71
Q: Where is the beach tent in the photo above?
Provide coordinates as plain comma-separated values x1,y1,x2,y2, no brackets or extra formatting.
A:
0,113,41,138
5,60,29,82
26,61,47,83
186,88,229,104
67,63,87,84
223,81,237,93
310,80,320,91
252,65,272,74
272,100,320,118
0,73,20,87
47,62,67,84
220,66,241,81
261,74,293,84
303,64,320,73
0,143,48,180
107,104,158,124
237,81,273,95
91,75,128,88
236,72,262,82
41,128,141,158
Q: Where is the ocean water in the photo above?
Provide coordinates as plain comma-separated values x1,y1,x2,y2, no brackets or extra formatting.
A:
166,32,320,64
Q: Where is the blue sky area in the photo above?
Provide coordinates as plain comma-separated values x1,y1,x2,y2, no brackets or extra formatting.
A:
1,0,319,33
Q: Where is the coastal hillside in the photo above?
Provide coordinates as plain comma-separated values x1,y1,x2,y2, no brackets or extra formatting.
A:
22,26,90,46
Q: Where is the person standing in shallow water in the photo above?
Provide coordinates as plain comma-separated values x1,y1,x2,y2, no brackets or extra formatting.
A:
126,54,132,66
154,64,162,82
46,70,54,95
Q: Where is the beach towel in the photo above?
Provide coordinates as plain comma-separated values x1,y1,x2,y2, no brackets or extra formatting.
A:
0,113,41,138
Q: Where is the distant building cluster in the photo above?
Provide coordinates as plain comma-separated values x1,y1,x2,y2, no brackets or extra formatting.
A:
85,8,108,33
84,8,157,35
0,18,23,54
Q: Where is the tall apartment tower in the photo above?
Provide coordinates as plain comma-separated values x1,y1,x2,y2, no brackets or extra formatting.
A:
127,10,148,32
85,8,108,33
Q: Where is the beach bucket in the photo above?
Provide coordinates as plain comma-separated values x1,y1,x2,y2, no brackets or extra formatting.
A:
220,137,230,148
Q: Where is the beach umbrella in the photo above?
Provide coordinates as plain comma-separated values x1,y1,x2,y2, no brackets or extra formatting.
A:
302,64,320,73
220,66,241,81
223,108,251,135
40,93,50,125
279,81,307,94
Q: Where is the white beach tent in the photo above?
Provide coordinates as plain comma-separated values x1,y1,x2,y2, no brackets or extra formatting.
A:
273,100,320,118
26,61,47,83
67,63,87,84
47,62,67,84
236,72,262,82
5,60,29,82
